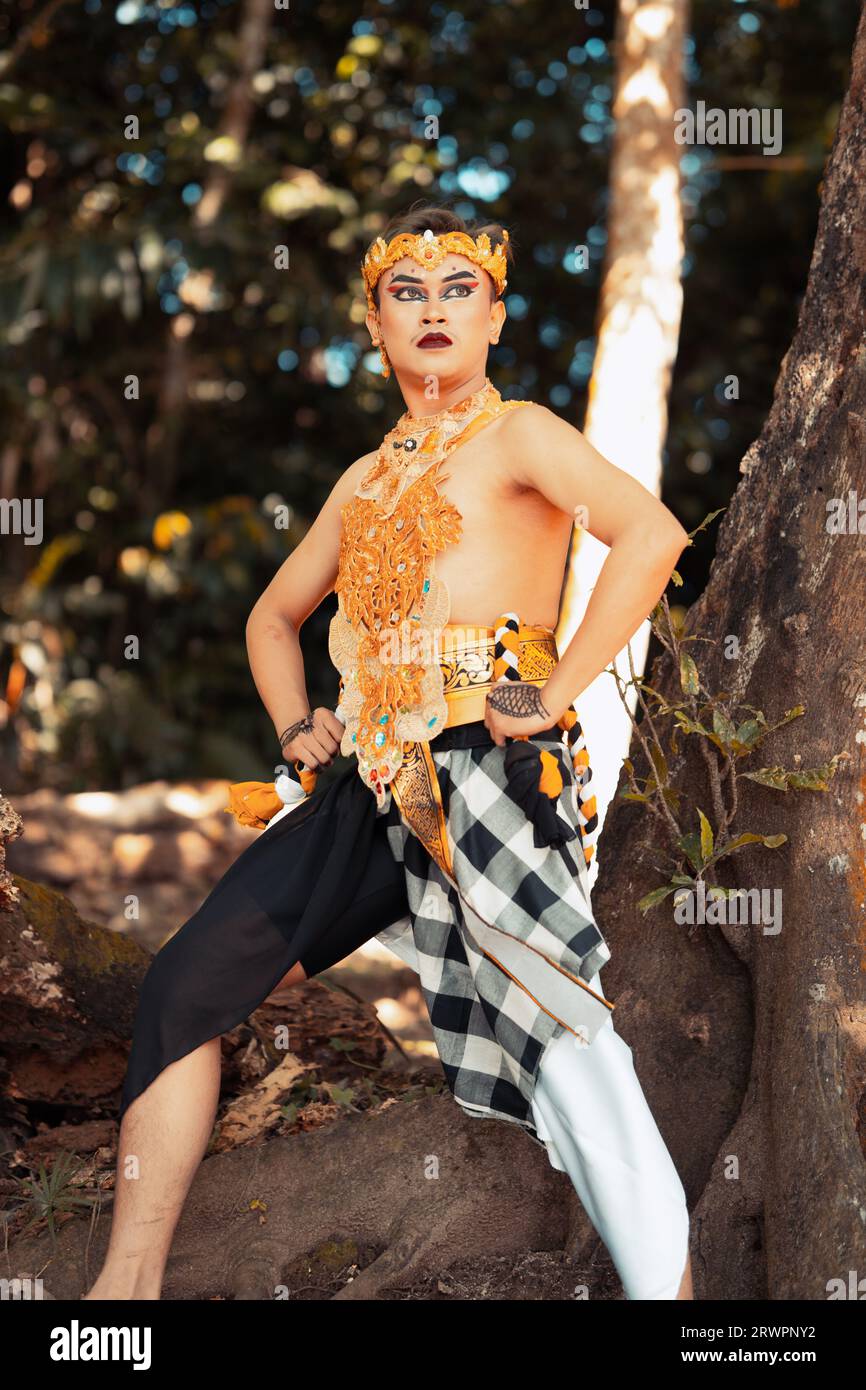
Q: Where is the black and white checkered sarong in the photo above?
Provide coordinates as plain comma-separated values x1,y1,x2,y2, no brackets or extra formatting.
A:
376,731,612,1146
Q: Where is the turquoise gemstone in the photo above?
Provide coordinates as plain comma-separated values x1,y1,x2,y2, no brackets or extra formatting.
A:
427,716,437,727
423,579,430,593
379,713,388,723
374,731,385,747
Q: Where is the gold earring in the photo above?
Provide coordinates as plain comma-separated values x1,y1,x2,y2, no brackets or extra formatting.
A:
373,340,391,379
371,326,391,379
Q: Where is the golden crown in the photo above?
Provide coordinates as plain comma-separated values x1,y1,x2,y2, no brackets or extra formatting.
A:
361,226,510,311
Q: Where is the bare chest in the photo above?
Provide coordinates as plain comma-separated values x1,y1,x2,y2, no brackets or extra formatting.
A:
339,412,573,630
431,421,573,627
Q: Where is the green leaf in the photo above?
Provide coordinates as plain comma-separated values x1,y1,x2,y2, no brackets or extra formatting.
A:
777,705,806,725
740,766,791,790
679,651,700,695
637,884,678,914
714,832,788,856
697,807,714,861
678,830,704,872
733,718,765,749
648,742,668,783
328,1084,357,1107
712,707,737,745
740,757,845,792
673,711,710,737
787,761,842,790
635,680,669,705
686,507,726,540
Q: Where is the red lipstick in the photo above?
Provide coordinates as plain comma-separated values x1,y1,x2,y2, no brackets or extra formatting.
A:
417,332,453,348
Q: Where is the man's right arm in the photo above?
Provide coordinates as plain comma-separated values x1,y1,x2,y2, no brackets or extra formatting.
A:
245,452,375,767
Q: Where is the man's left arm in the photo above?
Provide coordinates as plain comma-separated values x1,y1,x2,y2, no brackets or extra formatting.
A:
485,404,689,742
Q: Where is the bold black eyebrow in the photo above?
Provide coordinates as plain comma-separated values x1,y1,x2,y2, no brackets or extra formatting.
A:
385,269,479,287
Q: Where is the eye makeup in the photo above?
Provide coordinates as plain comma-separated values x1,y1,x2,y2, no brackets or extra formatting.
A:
385,268,480,300
389,282,478,301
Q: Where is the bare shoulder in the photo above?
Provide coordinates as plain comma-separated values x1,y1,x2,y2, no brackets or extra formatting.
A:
347,448,378,481
329,449,378,505
500,400,574,451
497,401,575,490
346,447,378,481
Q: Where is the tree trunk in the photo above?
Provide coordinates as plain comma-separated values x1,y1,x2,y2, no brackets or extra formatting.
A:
0,875,150,1110
593,5,866,1299
557,0,689,882
144,0,275,511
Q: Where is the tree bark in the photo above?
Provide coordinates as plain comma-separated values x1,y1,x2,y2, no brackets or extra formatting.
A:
593,5,866,1299
0,875,150,1110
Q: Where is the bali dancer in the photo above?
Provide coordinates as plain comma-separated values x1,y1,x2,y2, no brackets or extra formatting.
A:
92,204,692,1302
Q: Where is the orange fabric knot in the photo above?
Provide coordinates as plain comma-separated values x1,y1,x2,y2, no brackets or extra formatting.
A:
296,766,318,796
224,780,283,830
537,747,564,799
508,738,564,798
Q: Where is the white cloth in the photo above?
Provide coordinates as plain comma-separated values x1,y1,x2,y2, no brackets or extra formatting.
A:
531,971,690,1300
267,769,307,826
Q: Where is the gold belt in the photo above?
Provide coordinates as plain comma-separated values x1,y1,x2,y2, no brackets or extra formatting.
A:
439,623,559,728
390,623,561,879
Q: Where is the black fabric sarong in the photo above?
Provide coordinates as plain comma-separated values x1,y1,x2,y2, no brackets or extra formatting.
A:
118,720,593,1126
117,760,408,1124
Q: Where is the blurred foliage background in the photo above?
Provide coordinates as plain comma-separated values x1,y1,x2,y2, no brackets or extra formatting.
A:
0,0,860,794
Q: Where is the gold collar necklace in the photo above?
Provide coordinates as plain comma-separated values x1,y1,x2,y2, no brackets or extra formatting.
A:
390,378,497,440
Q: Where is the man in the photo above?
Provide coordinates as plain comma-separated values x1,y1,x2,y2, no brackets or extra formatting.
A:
91,205,692,1301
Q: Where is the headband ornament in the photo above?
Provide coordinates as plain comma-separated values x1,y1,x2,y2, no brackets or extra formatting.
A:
361,226,510,311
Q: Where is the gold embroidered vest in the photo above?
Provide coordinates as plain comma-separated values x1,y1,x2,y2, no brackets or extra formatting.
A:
328,377,531,805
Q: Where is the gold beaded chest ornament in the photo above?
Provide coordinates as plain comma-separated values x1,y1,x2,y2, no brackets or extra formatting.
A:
328,375,528,808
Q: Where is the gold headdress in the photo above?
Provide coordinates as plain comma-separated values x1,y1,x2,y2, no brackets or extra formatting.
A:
361,226,510,313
